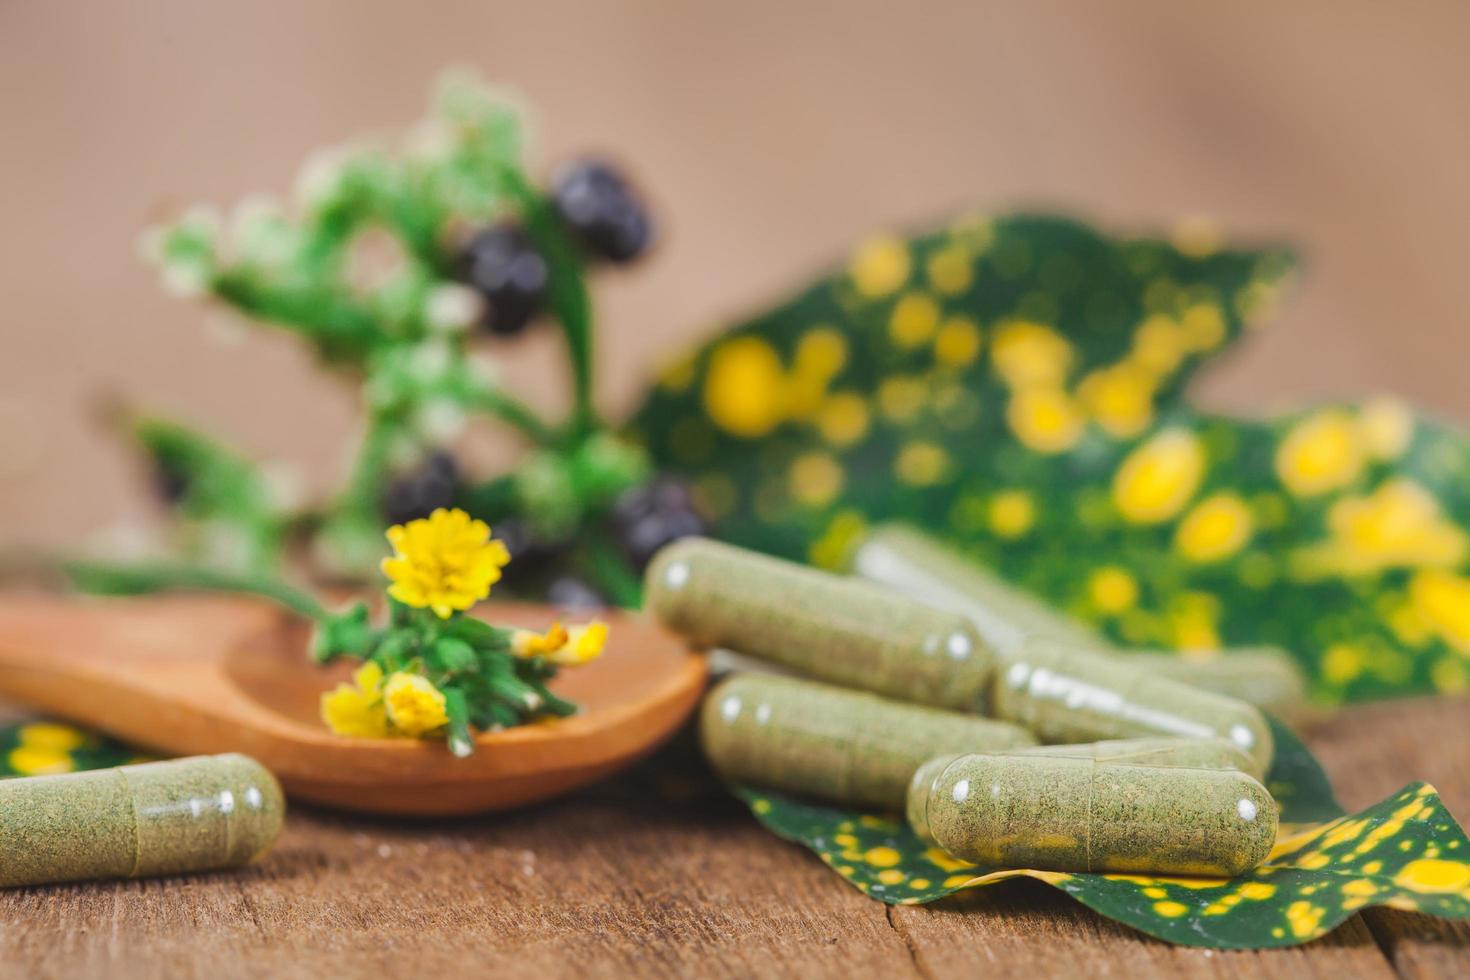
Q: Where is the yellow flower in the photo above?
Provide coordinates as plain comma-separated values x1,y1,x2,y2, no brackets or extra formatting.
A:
1275,410,1365,497
990,320,1073,389
321,661,390,738
1129,315,1187,377
383,672,449,736
816,392,870,447
1408,569,1470,653
1174,493,1254,563
1088,566,1139,615
513,620,608,667
789,451,845,506
889,291,941,348
1112,428,1206,524
1304,479,1467,575
512,622,570,658
1078,364,1156,439
933,316,982,368
381,507,510,618
925,244,973,295
1006,387,1084,454
988,490,1036,539
894,442,951,487
1169,592,1222,651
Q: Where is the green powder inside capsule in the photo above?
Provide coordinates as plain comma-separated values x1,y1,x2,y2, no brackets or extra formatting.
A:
0,754,284,888
648,537,994,711
912,753,1278,876
850,524,1312,722
702,673,1036,811
907,736,1263,843
991,636,1275,774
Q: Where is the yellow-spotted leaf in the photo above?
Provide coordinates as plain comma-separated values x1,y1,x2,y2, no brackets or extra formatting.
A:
630,213,1470,702
736,777,1469,948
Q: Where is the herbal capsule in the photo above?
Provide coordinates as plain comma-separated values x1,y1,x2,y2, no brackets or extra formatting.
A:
647,537,993,711
910,753,1278,876
1112,648,1311,726
0,754,284,888
702,673,1036,811
849,523,1102,655
906,736,1262,843
852,525,1313,720
993,636,1275,774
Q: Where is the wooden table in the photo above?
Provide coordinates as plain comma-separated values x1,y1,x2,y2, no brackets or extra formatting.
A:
0,695,1465,979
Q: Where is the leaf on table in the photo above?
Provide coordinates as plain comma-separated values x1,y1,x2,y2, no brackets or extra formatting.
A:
735,749,1469,949
628,212,1470,701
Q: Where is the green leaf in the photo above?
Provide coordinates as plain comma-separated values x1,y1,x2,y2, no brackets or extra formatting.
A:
132,416,285,573
732,728,1470,948
430,636,478,674
628,213,1470,702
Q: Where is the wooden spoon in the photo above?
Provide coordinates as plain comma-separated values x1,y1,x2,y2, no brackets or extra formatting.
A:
0,593,707,816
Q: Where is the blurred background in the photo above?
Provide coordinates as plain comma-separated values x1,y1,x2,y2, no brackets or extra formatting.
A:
3,0,1469,551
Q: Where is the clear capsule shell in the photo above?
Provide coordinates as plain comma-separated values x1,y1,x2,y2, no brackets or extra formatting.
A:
648,537,994,711
701,673,1035,810
910,753,1278,876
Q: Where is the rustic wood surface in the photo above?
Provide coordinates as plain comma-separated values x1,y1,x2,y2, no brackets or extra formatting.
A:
0,693,1463,979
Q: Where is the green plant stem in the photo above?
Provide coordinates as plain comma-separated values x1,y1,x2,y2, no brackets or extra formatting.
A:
580,532,645,609
455,379,558,446
498,166,598,439
65,561,327,621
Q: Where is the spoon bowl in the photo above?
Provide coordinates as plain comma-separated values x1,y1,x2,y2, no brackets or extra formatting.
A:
0,594,707,815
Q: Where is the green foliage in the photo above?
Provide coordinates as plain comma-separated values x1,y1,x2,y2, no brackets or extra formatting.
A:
734,720,1470,948
629,213,1470,701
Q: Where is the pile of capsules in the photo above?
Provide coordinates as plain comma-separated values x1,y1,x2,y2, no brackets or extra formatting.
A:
646,527,1313,877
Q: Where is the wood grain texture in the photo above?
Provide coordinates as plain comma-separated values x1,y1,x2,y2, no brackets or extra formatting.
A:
0,695,1464,978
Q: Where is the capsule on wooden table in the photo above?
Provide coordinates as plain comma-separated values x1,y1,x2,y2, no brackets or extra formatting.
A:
849,523,1101,656
910,753,1278,876
851,524,1314,721
702,673,1036,811
906,736,1263,843
647,537,994,711
990,636,1275,775
1112,648,1312,726
0,754,284,888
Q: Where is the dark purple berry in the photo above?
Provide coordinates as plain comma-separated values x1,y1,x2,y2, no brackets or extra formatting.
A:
488,517,562,589
382,451,459,527
550,159,654,263
610,476,708,571
458,224,548,335
546,575,607,611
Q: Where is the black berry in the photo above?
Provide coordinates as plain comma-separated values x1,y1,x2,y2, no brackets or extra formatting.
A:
488,517,561,589
382,451,459,527
550,159,654,263
458,223,548,335
609,476,708,571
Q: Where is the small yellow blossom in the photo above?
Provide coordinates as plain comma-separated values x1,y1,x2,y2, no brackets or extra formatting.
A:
789,451,845,506
1112,428,1206,524
1275,410,1365,497
1174,493,1254,563
321,661,391,738
1130,315,1187,377
816,392,870,447
849,235,910,298
381,508,510,618
512,622,570,658
990,320,1073,389
383,672,449,736
889,291,941,348
514,620,608,667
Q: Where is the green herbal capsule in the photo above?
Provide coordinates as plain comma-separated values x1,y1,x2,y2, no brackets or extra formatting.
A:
910,753,1278,876
1111,648,1311,725
648,537,993,711
0,754,284,888
851,525,1313,721
906,736,1262,843
702,673,1036,811
993,636,1275,774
